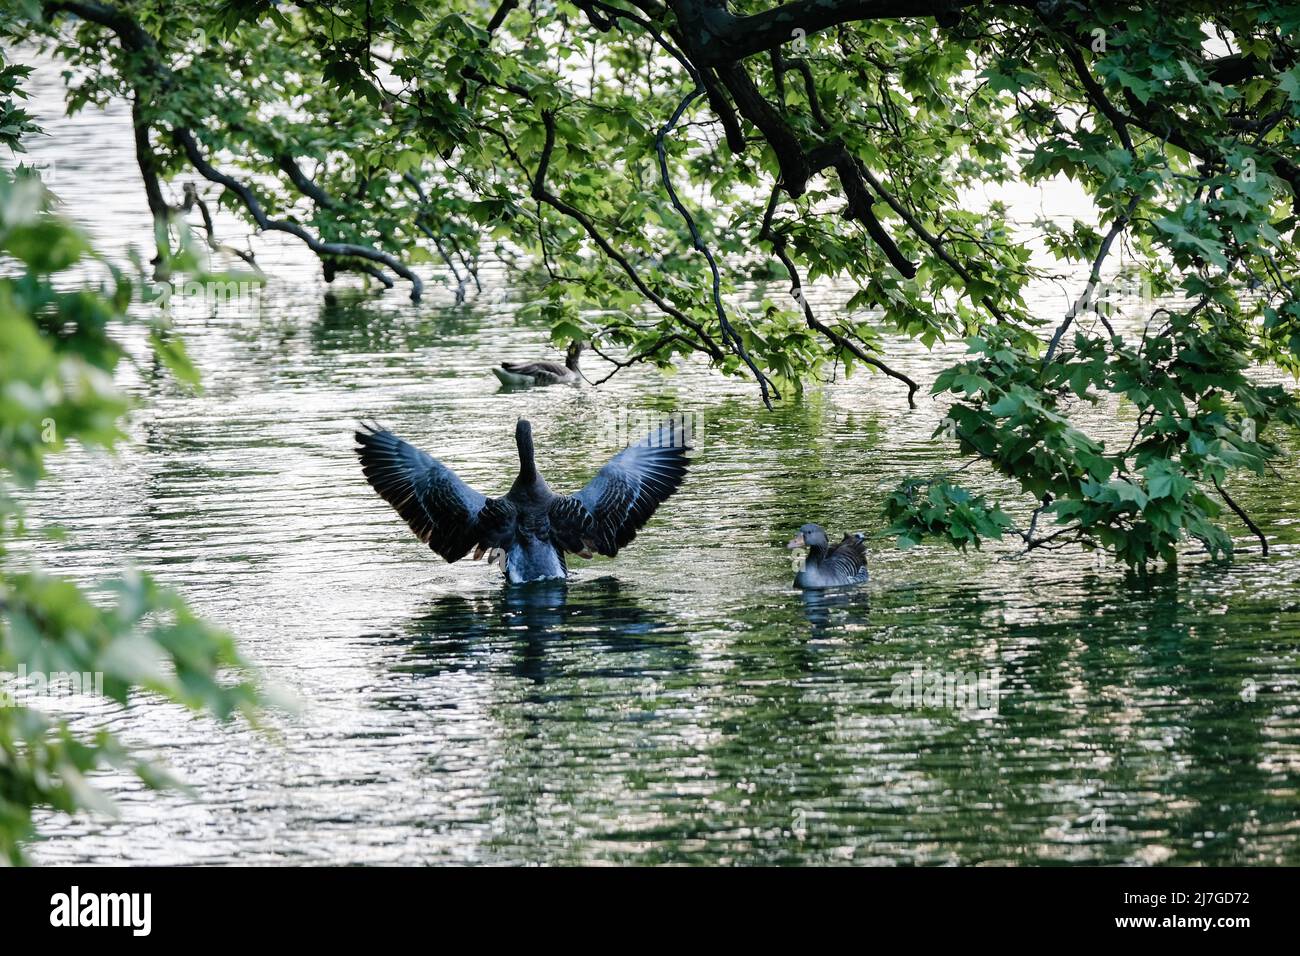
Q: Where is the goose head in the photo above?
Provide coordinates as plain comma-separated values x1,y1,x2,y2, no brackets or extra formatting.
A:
787,523,829,552
565,340,586,371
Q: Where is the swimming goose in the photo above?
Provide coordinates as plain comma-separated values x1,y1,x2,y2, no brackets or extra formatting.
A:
355,418,689,584
787,523,869,589
492,341,584,387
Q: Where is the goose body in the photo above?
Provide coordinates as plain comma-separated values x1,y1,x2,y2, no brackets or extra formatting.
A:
492,341,584,387
356,418,688,584
788,524,869,589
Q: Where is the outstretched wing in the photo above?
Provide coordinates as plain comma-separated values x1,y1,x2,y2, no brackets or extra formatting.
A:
550,422,690,557
355,423,515,562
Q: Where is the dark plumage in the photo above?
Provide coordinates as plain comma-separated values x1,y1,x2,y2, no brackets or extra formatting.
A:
787,523,869,589
492,341,584,387
355,418,689,583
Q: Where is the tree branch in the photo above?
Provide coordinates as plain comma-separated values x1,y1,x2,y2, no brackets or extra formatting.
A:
181,182,261,272
173,128,424,300
41,0,425,299
522,114,726,361
1213,476,1269,557
1042,193,1139,366
669,0,992,67
758,184,919,406
855,162,1006,320
713,60,917,276
586,334,696,384
1058,42,1133,153
655,88,778,407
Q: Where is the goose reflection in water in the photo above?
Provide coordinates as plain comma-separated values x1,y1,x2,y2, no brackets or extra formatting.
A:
387,577,692,685
799,586,872,632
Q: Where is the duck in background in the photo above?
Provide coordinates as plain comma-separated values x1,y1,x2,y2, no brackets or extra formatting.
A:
787,523,869,589
492,341,585,387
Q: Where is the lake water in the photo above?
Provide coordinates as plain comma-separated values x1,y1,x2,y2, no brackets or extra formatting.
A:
8,53,1300,865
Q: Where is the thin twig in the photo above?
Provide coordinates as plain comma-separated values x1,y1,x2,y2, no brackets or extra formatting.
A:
655,87,777,408
1042,193,1140,366
1214,476,1269,557
520,114,726,362
757,184,918,407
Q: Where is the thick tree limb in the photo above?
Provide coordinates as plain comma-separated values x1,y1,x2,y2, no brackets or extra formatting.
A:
1204,53,1272,86
130,95,171,263
324,259,395,289
701,67,746,153
713,60,917,276
669,0,992,67
277,156,336,210
1058,42,1133,153
854,162,1006,320
486,0,518,33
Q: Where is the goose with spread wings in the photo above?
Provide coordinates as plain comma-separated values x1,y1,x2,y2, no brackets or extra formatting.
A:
355,418,689,584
